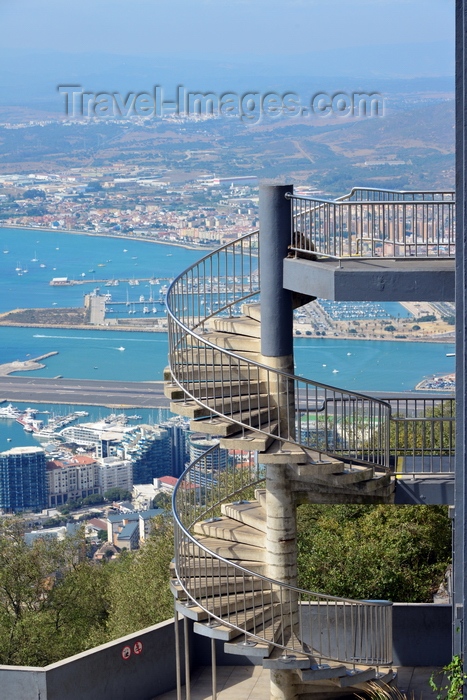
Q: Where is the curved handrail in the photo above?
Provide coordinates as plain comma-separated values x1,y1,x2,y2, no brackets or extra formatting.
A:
335,187,455,203
173,446,393,665
287,188,455,259
167,231,391,468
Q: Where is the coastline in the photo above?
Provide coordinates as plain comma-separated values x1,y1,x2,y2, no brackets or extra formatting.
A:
0,223,217,253
0,315,455,342
0,351,59,376
415,372,455,392
0,320,167,333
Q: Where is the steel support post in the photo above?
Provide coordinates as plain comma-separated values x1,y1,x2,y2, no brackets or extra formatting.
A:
259,183,294,360
455,0,467,674
260,183,298,700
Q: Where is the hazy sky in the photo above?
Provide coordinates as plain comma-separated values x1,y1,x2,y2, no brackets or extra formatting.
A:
0,0,454,57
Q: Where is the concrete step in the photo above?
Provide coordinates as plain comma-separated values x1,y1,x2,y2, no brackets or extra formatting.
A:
168,366,255,382
164,380,264,401
212,316,262,339
172,558,268,577
293,667,380,697
170,575,267,600
172,347,260,366
190,405,278,436
193,603,281,641
297,663,348,682
332,666,378,688
194,331,261,353
221,501,267,534
170,400,212,419
224,616,284,658
171,393,273,419
192,537,266,562
292,469,392,495
257,440,309,465
242,303,261,322
255,489,266,510
262,631,312,671
300,464,375,487
219,423,278,452
176,589,273,621
194,517,266,547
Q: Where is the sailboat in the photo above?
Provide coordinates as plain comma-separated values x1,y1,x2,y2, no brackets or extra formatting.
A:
31,251,38,262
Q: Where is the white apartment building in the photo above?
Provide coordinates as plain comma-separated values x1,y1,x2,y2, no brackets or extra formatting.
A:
96,457,133,494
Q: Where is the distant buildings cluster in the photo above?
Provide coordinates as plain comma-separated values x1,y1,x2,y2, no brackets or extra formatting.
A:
0,170,259,247
0,415,230,515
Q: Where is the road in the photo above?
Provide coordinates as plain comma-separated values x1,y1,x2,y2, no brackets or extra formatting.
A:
0,377,170,408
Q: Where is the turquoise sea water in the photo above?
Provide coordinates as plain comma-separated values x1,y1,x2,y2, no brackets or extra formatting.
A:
0,226,455,391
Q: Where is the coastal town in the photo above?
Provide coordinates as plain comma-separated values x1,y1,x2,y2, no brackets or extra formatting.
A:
0,164,261,247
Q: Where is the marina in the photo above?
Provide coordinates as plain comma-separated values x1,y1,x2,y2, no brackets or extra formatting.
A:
0,401,172,452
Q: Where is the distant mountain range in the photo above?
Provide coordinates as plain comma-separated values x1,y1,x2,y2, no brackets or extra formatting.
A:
0,43,454,111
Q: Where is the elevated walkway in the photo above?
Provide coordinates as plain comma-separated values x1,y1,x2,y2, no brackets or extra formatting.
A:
284,256,455,302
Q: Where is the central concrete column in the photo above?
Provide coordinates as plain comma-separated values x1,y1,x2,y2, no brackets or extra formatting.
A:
260,183,299,700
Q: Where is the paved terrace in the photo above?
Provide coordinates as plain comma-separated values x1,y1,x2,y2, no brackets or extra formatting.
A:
156,665,446,700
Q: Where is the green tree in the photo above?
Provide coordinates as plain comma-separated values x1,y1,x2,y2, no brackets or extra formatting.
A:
297,503,451,602
99,516,174,641
104,487,132,502
0,520,109,665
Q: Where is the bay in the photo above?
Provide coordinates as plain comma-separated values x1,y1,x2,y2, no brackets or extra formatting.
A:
0,225,455,392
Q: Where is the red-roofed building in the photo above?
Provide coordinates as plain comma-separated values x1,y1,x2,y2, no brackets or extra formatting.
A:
46,456,99,507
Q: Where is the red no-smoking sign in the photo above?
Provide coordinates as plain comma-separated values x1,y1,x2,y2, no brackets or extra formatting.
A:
133,641,143,655
121,645,132,660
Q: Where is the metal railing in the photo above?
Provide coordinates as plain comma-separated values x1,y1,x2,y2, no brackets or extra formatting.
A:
387,396,455,475
287,188,455,260
337,187,455,203
173,446,393,666
167,231,391,469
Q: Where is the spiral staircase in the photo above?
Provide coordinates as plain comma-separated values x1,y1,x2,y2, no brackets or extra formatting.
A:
165,187,455,700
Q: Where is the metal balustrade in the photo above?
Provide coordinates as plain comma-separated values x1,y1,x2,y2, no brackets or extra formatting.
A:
287,188,455,260
298,395,455,476
387,396,455,475
173,447,393,666
337,187,455,203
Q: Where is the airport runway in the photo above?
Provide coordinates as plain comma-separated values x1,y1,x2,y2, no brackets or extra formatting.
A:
0,376,450,411
0,377,170,408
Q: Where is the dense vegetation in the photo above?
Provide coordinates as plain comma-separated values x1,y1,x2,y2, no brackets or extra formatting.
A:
0,516,173,666
0,503,452,666
297,504,451,602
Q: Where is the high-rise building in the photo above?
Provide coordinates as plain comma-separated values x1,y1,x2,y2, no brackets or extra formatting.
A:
160,416,190,477
122,425,171,483
188,433,228,470
0,446,47,512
